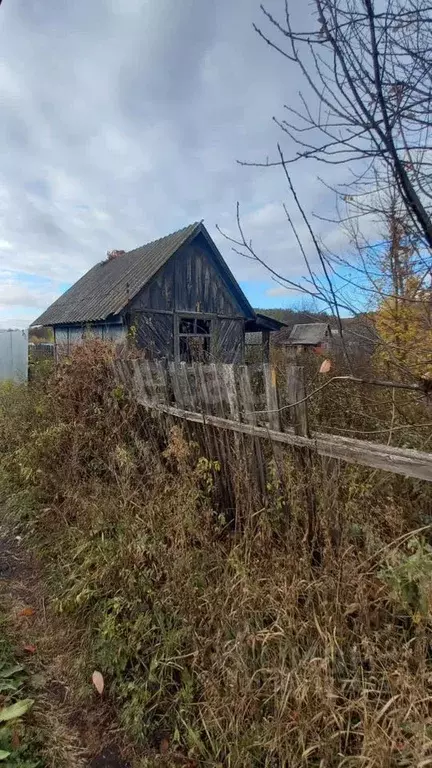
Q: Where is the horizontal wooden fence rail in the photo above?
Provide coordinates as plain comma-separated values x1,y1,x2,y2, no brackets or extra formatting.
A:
113,360,432,483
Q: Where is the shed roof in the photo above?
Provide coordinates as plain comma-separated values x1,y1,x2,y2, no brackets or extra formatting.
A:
245,313,287,333
288,323,331,345
32,222,255,326
245,314,287,346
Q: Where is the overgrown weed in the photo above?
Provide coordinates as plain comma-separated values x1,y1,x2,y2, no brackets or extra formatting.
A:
1,339,432,766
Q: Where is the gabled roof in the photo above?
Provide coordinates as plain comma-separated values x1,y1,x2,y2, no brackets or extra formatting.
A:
288,323,331,345
32,222,255,326
270,322,333,347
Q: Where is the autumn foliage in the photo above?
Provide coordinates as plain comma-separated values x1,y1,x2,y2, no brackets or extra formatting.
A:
371,211,432,380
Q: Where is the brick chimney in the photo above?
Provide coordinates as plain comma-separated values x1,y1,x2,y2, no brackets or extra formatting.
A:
106,249,126,261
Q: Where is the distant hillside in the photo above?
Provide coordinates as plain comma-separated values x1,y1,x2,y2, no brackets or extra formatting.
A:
257,307,376,329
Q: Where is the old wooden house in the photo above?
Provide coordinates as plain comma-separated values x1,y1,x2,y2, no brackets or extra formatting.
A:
31,222,283,363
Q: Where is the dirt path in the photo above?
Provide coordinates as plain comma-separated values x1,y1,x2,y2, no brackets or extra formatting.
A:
0,521,131,768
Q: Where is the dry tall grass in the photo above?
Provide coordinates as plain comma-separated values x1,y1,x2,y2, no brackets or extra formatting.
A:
1,339,432,767
269,344,432,449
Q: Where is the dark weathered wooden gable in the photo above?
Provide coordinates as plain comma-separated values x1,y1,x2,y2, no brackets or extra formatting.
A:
173,232,245,315
128,231,249,362
129,231,245,316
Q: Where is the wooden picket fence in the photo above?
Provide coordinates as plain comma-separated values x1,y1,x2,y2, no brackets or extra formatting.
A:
113,359,432,483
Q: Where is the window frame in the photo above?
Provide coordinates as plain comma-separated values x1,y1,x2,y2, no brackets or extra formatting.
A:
175,313,213,362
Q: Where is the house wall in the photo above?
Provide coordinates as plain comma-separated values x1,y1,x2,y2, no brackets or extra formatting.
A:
135,312,174,359
173,238,244,315
213,318,245,364
129,232,248,363
54,323,126,350
130,233,244,316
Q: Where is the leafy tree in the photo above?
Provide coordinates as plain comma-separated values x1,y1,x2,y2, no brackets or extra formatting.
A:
373,206,432,377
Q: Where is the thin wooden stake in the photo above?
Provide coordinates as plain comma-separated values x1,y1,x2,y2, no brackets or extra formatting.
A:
239,365,267,498
210,364,237,502
195,363,219,464
220,364,240,422
286,364,317,558
286,364,309,437
153,361,168,403
264,363,285,478
168,362,183,406
263,364,280,431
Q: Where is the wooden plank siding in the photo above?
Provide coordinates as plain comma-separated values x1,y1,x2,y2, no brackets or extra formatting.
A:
173,236,244,315
129,234,244,316
129,233,248,363
53,323,126,349
134,312,174,360
213,319,245,364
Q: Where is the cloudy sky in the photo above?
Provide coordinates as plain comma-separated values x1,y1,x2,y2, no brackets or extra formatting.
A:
0,0,350,329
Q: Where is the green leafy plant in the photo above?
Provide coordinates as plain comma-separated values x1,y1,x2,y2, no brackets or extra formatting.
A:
196,455,220,495
0,700,34,723
0,664,24,696
0,634,38,767
380,536,432,621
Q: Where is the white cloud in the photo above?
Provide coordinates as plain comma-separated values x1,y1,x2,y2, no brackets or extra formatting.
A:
244,203,286,230
0,273,61,310
266,285,296,297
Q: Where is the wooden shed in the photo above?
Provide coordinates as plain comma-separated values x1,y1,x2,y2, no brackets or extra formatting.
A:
31,222,285,363
273,323,333,354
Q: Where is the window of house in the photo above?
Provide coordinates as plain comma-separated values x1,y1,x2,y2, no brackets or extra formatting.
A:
178,317,211,362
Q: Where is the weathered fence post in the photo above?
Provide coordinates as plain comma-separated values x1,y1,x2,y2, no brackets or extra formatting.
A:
239,365,267,499
263,363,286,480
286,365,318,558
286,364,309,438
